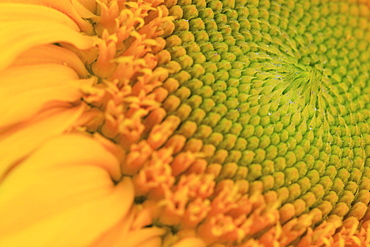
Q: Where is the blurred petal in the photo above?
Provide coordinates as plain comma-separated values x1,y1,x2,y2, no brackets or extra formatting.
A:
0,1,93,33
0,3,79,30
0,104,87,178
0,134,134,246
13,44,89,77
94,219,165,247
74,0,97,13
0,21,96,71
92,203,165,247
71,0,98,20
0,63,92,127
0,3,97,71
172,237,206,247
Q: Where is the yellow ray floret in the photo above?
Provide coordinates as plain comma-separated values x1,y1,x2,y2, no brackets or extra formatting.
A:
0,105,87,178
0,63,93,127
0,134,134,247
0,3,97,72
0,0,94,33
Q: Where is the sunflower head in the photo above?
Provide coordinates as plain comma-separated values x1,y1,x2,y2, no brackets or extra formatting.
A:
0,0,370,246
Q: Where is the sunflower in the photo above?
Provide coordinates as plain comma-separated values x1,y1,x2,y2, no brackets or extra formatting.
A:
0,0,369,246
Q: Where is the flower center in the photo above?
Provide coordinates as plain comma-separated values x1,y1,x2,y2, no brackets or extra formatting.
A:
72,0,370,245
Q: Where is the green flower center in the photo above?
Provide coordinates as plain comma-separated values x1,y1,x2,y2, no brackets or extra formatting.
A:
163,0,370,225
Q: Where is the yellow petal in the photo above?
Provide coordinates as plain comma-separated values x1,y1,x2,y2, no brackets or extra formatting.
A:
92,203,166,247
0,3,79,30
13,44,89,77
74,0,97,13
0,104,87,179
0,134,134,246
0,20,96,71
71,0,98,20
94,221,165,247
172,237,206,247
0,1,93,33
0,63,92,127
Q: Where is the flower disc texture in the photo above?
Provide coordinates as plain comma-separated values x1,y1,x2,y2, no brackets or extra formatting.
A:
160,0,370,245
0,0,370,246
